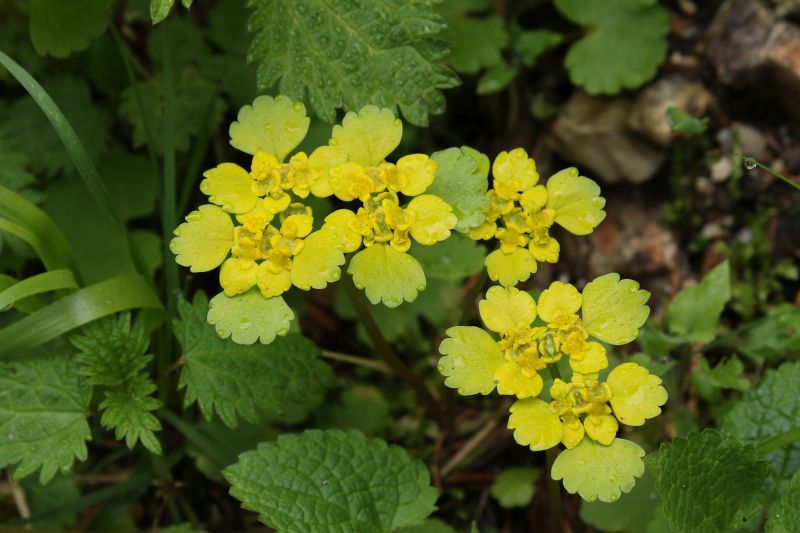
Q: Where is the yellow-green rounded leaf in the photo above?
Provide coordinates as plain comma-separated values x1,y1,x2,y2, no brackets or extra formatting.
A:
229,95,310,160
551,438,645,503
582,273,650,345
546,168,606,235
537,281,581,322
478,286,537,333
438,326,503,396
170,204,233,272
207,289,294,345
507,398,562,451
406,194,457,245
200,163,258,214
330,106,402,166
485,247,537,287
290,230,345,290
348,244,425,307
608,363,667,426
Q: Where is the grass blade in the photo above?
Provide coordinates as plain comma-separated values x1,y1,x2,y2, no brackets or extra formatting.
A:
0,274,162,356
0,269,77,311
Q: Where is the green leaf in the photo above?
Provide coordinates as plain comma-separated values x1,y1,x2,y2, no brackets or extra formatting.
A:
0,270,77,311
29,0,111,58
207,289,295,345
409,234,485,281
119,68,225,153
223,429,438,531
513,30,563,66
551,438,645,503
248,0,460,126
21,473,81,529
428,146,490,233
490,467,539,508
645,430,770,533
0,353,92,483
396,519,456,533
666,107,708,135
0,274,163,356
766,470,800,533
667,261,730,343
722,362,800,495
175,293,334,427
694,355,750,392
476,60,518,95
315,385,391,434
99,375,163,454
579,472,660,533
439,3,508,74
733,304,800,361
554,0,669,94
150,0,176,24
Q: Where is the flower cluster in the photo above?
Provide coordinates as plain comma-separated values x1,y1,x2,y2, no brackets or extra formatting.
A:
467,148,606,287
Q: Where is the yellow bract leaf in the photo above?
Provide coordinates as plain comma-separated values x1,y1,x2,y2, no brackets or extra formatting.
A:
219,258,257,296
569,342,608,374
537,281,582,322
438,326,504,395
608,362,667,426
582,273,650,345
348,243,426,307
397,154,437,196
290,230,345,290
200,163,259,214
406,194,457,245
323,209,362,252
508,398,562,451
207,289,294,345
495,361,543,399
330,105,402,166
486,247,537,287
478,286,537,333
584,413,618,445
546,167,606,235
171,204,233,273
492,148,539,190
308,145,348,198
256,263,292,298
229,95,310,161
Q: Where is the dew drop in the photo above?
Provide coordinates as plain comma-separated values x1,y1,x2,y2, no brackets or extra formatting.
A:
293,102,304,113
743,157,757,170
6,433,14,441
216,328,226,337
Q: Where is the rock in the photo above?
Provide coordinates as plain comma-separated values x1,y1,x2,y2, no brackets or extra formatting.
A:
628,75,714,147
707,0,800,122
546,91,665,184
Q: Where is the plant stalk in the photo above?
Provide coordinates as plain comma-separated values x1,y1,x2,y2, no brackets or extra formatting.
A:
545,364,564,533
757,427,800,455
745,156,800,192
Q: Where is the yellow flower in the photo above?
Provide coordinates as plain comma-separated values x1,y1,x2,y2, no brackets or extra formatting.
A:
469,149,606,286
170,95,346,344
319,106,458,307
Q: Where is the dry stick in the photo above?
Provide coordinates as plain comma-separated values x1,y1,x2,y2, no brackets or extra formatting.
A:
5,471,31,525
545,365,564,533
341,272,446,427
441,416,500,477
320,349,392,374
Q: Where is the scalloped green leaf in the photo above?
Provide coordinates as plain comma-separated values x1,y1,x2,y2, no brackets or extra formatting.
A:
30,0,111,58
582,273,650,345
248,0,460,126
349,244,426,308
668,261,730,344
0,353,91,483
428,146,490,233
552,438,645,503
207,289,294,345
490,467,539,508
175,293,334,427
722,362,800,496
554,0,669,95
223,429,438,531
645,430,770,533
228,95,310,159
579,472,660,533
438,2,508,74
409,234,485,281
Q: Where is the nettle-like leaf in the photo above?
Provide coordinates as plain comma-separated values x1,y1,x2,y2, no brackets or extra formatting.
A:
645,430,770,533
0,354,91,483
70,313,163,453
438,1,508,74
554,0,669,94
409,234,485,281
722,361,800,495
223,429,438,531
767,470,800,533
247,0,460,126
150,0,195,24
428,146,490,233
29,0,111,58
668,261,730,344
175,293,334,427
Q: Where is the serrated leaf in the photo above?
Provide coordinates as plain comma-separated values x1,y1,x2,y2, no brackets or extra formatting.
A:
579,472,660,533
0,354,91,483
668,261,730,343
248,0,460,126
439,3,508,74
30,0,111,58
722,362,800,495
766,470,800,533
695,355,750,392
428,146,490,232
223,429,438,531
645,430,770,533
490,467,539,508
513,29,563,66
175,292,334,427
396,519,456,533
409,234,486,281
554,0,669,95
99,377,162,454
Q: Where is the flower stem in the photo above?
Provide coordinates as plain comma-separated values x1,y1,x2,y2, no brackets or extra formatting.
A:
757,427,800,455
546,364,564,533
341,271,446,427
457,267,488,326
744,156,800,192
320,349,392,374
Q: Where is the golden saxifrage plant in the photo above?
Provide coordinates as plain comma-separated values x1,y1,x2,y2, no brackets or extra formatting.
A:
171,95,667,502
